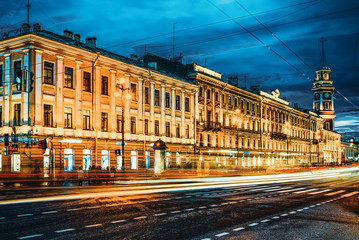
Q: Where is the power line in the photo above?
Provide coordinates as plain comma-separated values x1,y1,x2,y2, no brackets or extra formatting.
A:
234,0,315,71
103,0,321,49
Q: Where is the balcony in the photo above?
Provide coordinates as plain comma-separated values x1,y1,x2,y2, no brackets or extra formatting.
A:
202,121,222,132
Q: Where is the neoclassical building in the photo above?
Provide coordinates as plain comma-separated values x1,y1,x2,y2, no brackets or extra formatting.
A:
0,23,342,175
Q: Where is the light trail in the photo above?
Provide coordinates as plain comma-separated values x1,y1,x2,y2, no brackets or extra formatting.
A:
0,168,357,206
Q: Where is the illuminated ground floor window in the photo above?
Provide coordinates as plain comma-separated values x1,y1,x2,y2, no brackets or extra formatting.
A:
145,150,150,169
102,150,109,170
131,150,137,170
83,149,92,171
64,148,74,172
11,154,20,172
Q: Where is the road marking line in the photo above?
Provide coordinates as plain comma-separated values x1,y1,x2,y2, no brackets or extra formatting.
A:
17,234,44,239
134,216,147,219
111,220,126,223
342,191,359,197
309,189,331,195
0,217,5,220
67,208,80,211
294,189,318,194
185,208,195,211
210,205,218,207
55,228,75,233
248,223,259,227
233,227,245,231
171,210,181,213
85,224,102,228
281,214,288,217
303,207,309,210
228,201,237,204
221,203,229,205
239,200,245,202
289,211,296,214
325,190,345,196
215,232,229,237
272,216,280,219
154,213,167,216
198,206,207,209
17,214,33,217
261,219,270,223
87,206,100,209
41,211,57,214
297,209,303,212
201,238,211,240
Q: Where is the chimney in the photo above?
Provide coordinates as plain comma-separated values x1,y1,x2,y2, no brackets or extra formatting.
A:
63,30,73,39
130,54,138,60
21,23,30,33
33,23,41,32
85,37,96,49
74,34,81,42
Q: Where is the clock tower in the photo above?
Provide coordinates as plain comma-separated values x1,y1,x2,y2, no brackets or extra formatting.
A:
312,67,335,131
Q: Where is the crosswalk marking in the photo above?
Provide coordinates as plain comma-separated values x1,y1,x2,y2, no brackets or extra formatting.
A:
294,188,318,194
341,191,359,197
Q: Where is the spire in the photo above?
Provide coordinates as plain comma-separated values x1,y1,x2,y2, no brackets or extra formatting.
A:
26,0,30,25
320,37,327,68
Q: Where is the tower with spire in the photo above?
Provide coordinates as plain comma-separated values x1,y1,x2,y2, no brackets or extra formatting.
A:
313,37,335,131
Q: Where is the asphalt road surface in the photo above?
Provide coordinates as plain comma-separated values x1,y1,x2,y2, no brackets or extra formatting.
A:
0,167,358,240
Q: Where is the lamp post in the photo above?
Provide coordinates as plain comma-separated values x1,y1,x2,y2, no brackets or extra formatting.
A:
315,130,322,166
283,122,290,166
114,77,132,169
234,108,242,166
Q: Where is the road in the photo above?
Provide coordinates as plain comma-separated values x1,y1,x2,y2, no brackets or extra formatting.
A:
0,167,359,240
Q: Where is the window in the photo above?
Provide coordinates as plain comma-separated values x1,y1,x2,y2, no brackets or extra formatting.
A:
101,76,108,95
131,83,136,100
228,96,232,105
83,72,91,92
145,87,149,104
101,112,108,132
64,107,72,128
44,104,53,127
131,150,137,170
166,122,171,137
0,65,3,86
186,125,190,139
116,115,122,133
155,120,159,136
215,92,218,101
83,110,91,130
13,104,21,126
241,100,244,109
144,119,149,135
252,103,255,112
64,67,73,88
83,149,92,171
199,87,202,97
101,149,110,170
176,95,180,110
165,92,170,108
43,62,54,84
234,98,238,107
246,102,249,111
176,123,180,138
64,148,74,172
325,102,330,110
154,89,160,106
185,97,190,112
207,89,211,99
13,61,22,84
131,117,136,134
0,106,2,127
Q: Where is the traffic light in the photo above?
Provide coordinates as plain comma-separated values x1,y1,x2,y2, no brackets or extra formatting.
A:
3,147,7,156
4,134,9,146
8,146,13,155
29,72,34,92
16,76,22,91
39,139,47,154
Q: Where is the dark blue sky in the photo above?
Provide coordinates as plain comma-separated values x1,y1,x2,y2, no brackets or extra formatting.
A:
1,0,358,138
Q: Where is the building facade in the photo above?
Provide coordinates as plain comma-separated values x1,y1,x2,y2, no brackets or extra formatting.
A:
0,24,342,176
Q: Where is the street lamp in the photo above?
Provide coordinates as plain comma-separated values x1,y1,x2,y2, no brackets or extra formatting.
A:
233,108,242,165
283,122,290,166
315,130,322,166
114,77,132,169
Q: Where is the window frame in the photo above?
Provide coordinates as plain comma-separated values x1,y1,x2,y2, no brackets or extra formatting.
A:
101,112,108,132
101,76,109,95
64,66,74,88
43,104,53,127
64,107,73,129
83,109,91,130
43,61,54,85
83,71,91,92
